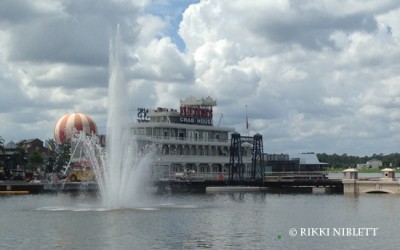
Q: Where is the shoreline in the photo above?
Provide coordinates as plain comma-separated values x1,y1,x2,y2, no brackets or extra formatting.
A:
328,168,398,174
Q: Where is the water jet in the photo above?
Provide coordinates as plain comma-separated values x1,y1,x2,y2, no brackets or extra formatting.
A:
78,26,152,209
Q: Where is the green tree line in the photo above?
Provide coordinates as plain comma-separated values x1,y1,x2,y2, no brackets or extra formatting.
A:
316,153,400,169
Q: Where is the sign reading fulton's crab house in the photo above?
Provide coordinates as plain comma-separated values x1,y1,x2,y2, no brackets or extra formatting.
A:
179,106,213,126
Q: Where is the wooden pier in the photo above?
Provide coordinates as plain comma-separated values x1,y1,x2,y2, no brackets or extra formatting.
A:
0,172,344,194
155,172,343,193
0,181,45,194
0,181,99,194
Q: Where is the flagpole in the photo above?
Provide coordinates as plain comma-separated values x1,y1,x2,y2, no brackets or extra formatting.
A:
245,104,249,136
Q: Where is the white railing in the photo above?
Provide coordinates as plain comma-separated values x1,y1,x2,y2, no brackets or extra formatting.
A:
156,155,231,164
153,171,262,182
134,135,229,144
154,172,228,181
263,171,327,181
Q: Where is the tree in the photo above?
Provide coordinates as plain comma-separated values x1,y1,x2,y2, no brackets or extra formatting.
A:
317,152,400,169
42,139,72,174
0,136,4,153
27,151,44,171
55,140,72,173
44,139,57,173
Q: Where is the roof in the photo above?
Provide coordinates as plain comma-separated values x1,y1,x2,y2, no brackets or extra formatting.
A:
290,153,328,165
368,159,382,163
343,168,358,172
16,138,43,145
4,141,17,149
180,96,217,107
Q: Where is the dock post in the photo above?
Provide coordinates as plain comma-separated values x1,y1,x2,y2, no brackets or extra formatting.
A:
381,168,396,181
342,168,358,194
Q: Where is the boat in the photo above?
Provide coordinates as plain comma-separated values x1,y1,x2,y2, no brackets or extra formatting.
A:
131,96,253,181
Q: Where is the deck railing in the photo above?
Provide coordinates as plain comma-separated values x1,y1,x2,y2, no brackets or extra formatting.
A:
154,171,328,182
263,171,327,181
154,172,228,181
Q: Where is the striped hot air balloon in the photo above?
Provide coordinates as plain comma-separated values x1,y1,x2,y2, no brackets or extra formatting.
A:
54,113,98,144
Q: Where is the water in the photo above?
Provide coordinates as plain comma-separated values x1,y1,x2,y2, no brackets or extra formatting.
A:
82,25,152,209
1,192,399,250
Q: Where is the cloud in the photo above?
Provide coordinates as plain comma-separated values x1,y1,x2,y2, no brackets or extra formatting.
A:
1,0,400,156
0,0,147,140
176,0,400,155
130,37,194,82
3,0,144,65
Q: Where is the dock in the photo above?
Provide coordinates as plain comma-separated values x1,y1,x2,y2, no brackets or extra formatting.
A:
155,172,344,193
0,181,45,194
0,181,99,195
1,172,346,195
4,169,400,195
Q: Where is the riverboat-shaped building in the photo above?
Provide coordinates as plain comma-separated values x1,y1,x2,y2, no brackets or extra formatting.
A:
131,96,253,181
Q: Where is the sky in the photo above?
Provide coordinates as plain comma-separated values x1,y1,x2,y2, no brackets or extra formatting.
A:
1,0,400,156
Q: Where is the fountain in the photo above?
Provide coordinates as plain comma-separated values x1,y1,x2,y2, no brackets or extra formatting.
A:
79,26,153,208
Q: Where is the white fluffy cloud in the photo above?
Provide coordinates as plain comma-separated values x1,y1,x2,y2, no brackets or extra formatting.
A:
1,0,400,156
176,0,400,155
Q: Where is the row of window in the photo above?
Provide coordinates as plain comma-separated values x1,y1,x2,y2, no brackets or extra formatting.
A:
158,144,230,156
134,128,229,142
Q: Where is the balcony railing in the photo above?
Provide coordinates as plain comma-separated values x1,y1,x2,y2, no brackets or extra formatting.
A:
153,172,228,181
134,135,230,144
152,171,262,182
155,155,233,164
263,171,327,181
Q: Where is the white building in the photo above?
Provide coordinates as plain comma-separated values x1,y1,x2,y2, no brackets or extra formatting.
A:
356,159,382,169
131,96,253,180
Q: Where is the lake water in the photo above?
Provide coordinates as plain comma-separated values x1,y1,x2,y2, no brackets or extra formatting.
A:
0,189,399,250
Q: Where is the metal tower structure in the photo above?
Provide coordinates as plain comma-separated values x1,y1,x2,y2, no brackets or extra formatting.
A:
229,132,244,182
251,133,264,180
